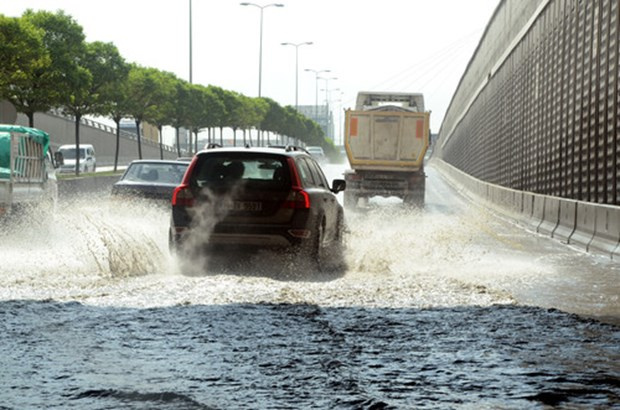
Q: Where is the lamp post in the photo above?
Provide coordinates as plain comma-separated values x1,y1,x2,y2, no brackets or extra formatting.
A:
318,76,337,138
320,87,340,140
304,68,330,121
281,42,313,111
189,0,193,83
240,2,284,97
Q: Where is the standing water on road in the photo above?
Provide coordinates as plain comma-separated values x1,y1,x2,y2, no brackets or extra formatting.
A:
1,163,619,408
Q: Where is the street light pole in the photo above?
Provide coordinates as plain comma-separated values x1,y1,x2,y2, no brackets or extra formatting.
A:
321,87,340,140
304,68,330,121
240,2,284,97
318,76,337,138
281,42,313,110
189,0,193,84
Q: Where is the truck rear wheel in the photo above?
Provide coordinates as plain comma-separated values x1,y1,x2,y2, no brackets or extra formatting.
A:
403,194,424,208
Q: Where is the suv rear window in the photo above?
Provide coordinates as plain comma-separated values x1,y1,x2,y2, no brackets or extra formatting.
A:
190,153,290,190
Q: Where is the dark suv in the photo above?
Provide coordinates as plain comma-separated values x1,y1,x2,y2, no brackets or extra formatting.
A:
169,145,347,271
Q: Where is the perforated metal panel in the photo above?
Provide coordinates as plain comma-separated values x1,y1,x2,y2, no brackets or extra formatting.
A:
441,0,620,205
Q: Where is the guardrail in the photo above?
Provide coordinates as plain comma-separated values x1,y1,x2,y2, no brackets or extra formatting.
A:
434,159,620,260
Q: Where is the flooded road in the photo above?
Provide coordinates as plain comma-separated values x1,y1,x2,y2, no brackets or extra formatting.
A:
1,162,619,409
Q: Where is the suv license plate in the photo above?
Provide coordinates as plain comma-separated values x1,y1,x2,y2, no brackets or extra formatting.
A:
233,201,262,211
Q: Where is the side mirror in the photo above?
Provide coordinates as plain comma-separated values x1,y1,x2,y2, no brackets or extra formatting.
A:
54,151,64,167
331,179,346,193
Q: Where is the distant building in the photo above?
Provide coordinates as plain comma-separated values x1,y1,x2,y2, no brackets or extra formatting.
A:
297,105,334,142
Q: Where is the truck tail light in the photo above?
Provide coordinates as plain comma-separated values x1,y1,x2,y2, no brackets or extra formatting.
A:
172,184,195,207
282,189,310,209
346,172,362,181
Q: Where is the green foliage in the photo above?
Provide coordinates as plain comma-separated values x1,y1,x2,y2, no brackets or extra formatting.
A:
12,10,86,125
63,41,128,118
0,15,49,96
1,9,331,146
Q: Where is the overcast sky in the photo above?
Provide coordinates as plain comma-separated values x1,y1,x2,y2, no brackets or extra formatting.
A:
5,0,500,136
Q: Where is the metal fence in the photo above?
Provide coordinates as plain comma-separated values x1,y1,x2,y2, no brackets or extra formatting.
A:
439,0,619,205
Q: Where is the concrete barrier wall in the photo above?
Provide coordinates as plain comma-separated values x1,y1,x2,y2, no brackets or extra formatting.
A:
522,193,534,220
569,202,597,252
434,159,620,260
530,194,547,233
537,196,560,236
588,206,620,257
553,199,577,244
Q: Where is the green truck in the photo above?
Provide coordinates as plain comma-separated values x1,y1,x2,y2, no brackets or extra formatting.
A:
0,124,61,218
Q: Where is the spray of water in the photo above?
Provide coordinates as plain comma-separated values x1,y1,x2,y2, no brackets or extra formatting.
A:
0,165,530,309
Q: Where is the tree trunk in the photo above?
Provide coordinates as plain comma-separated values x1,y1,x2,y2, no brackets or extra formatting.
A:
114,117,121,172
158,125,164,160
219,127,224,146
74,113,82,176
27,112,35,128
175,127,181,157
135,119,143,159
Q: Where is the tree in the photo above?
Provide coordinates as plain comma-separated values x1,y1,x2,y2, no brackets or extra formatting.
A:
148,70,176,159
63,41,128,175
101,68,131,172
208,86,235,146
9,10,85,127
125,65,164,159
0,15,49,105
248,97,268,145
186,84,225,153
228,93,252,146
201,85,225,148
169,79,191,157
260,98,285,143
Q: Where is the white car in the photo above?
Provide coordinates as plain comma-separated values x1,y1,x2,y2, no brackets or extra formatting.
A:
305,146,327,163
58,144,96,173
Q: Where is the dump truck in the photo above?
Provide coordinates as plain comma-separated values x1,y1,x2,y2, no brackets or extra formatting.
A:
343,92,430,207
0,124,61,219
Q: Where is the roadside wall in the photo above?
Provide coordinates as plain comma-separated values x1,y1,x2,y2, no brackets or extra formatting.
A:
433,159,620,260
16,111,178,166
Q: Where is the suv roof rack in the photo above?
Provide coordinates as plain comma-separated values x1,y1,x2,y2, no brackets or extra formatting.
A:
205,143,222,149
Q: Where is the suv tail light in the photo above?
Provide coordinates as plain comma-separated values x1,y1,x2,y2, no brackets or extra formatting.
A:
172,184,195,207
281,157,310,209
282,189,310,209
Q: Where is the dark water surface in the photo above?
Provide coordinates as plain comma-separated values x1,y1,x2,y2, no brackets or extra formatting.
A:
2,164,620,408
2,300,619,409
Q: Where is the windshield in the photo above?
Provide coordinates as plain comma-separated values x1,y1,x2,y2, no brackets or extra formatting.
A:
59,148,85,159
191,154,290,190
122,162,188,184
